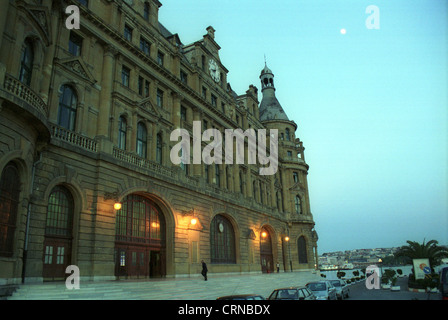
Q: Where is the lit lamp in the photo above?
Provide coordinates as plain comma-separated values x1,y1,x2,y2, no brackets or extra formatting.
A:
261,231,267,238
182,208,199,228
104,191,122,211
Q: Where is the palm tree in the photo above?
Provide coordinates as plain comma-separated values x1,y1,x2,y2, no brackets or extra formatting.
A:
395,239,448,271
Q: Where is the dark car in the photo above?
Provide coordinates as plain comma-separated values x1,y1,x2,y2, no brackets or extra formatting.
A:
268,287,316,300
217,294,265,300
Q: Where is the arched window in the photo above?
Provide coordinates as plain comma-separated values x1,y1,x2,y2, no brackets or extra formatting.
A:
156,133,162,164
118,116,127,150
19,39,34,86
0,163,20,257
115,194,164,243
45,186,74,237
285,128,291,141
58,85,77,131
295,195,302,214
298,236,308,264
210,215,236,263
136,122,147,158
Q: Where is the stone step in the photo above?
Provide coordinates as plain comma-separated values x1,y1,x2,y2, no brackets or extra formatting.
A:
8,271,322,300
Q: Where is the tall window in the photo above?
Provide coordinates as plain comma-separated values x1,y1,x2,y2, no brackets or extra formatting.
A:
46,186,74,237
124,24,133,41
118,116,127,150
239,171,243,194
210,215,236,263
143,2,150,20
298,236,308,264
285,128,291,141
215,164,220,186
156,133,162,164
140,37,150,56
68,32,83,56
295,195,302,214
19,39,34,86
136,122,147,158
0,163,20,257
58,85,77,131
156,89,164,107
121,66,130,87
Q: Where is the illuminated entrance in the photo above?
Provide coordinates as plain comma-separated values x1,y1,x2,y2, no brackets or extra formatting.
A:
114,194,166,278
260,227,274,273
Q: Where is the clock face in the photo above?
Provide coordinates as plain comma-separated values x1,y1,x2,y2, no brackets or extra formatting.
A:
209,59,220,83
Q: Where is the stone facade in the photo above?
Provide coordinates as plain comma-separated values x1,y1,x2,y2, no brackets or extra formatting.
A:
0,0,318,285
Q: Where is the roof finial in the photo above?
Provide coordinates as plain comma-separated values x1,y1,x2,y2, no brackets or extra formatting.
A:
264,54,267,66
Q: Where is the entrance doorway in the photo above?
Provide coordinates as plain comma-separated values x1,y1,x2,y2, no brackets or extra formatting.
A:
260,227,274,273
114,194,166,278
42,186,74,281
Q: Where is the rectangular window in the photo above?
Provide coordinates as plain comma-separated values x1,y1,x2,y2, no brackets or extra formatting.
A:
180,106,187,121
157,51,164,66
122,66,130,87
180,70,188,84
211,94,217,107
143,2,150,20
144,80,149,98
138,76,143,95
124,25,133,41
140,37,150,56
156,89,163,107
68,32,82,56
44,246,53,264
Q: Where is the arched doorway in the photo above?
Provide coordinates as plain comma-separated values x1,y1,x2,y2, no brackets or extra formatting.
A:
114,194,166,278
43,185,74,280
260,226,274,273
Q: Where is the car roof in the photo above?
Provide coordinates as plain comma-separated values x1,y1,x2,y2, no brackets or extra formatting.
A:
217,294,262,299
272,286,308,290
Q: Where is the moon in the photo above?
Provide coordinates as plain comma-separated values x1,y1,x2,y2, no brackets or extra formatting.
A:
340,28,347,35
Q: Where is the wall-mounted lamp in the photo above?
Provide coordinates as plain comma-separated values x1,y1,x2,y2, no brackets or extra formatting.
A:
104,191,122,211
284,236,290,242
182,208,199,227
261,231,267,238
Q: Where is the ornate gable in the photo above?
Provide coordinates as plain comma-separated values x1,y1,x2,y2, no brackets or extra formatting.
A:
57,57,96,85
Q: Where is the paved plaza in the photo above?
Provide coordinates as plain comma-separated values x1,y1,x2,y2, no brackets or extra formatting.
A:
7,271,322,300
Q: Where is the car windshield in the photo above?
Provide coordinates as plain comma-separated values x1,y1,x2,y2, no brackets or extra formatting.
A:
308,283,327,291
275,289,298,299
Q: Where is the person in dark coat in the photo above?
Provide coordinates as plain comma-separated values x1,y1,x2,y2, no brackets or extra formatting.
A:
201,260,208,281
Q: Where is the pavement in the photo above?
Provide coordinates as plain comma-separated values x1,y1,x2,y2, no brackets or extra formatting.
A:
6,270,322,300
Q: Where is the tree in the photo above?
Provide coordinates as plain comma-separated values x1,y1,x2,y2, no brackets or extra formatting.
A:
395,239,448,271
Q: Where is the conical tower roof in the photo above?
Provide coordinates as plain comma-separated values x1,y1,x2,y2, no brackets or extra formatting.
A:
259,64,289,122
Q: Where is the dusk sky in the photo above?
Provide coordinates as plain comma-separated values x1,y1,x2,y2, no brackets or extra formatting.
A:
159,0,447,253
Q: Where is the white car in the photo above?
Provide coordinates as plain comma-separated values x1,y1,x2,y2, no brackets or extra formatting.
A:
329,279,350,299
306,281,338,300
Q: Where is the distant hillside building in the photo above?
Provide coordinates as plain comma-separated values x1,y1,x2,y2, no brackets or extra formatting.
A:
0,0,317,284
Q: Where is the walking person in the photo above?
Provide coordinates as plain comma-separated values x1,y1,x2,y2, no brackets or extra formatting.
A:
201,260,208,281
277,262,280,273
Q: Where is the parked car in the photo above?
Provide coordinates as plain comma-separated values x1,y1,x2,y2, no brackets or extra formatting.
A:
306,281,337,300
268,287,316,300
329,279,349,299
217,294,265,300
